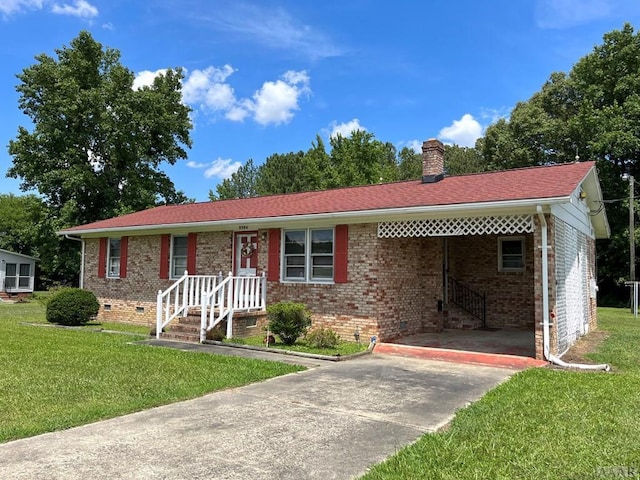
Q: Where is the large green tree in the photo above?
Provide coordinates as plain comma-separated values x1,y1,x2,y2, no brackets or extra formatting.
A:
0,194,75,287
209,159,259,200
8,31,192,228
328,130,399,187
482,23,640,293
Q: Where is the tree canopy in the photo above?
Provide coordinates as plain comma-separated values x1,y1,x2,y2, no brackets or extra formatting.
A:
482,23,640,293
7,31,193,228
0,194,75,287
211,132,431,200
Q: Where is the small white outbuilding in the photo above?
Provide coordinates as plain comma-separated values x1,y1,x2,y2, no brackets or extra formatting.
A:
0,248,38,298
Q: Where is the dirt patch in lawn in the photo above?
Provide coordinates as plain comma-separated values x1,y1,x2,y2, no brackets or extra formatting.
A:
558,329,609,365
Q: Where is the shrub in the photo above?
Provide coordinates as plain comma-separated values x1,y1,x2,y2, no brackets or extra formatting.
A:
266,301,311,345
205,327,225,342
305,327,340,349
34,287,71,308
46,288,99,326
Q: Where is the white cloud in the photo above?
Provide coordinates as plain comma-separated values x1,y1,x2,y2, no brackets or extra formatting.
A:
243,70,311,126
132,69,168,90
51,0,97,18
134,66,310,126
438,114,483,147
206,4,343,60
0,0,43,15
404,139,422,154
225,105,250,122
535,0,612,29
186,157,241,179
186,161,207,169
480,107,510,125
102,21,113,30
182,65,236,108
204,158,242,179
328,118,366,139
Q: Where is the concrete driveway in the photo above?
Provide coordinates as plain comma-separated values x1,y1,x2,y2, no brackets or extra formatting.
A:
0,354,515,480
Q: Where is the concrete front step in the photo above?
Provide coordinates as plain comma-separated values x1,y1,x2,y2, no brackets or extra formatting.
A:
161,331,201,343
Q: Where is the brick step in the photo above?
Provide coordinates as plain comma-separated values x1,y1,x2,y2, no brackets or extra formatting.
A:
169,323,201,333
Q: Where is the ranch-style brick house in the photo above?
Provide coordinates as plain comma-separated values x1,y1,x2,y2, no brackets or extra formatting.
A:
59,139,609,361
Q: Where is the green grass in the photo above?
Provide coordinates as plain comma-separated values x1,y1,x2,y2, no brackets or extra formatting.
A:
362,307,640,480
0,302,303,443
228,334,368,356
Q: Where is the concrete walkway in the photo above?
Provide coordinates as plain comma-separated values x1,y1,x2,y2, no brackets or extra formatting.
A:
0,355,516,480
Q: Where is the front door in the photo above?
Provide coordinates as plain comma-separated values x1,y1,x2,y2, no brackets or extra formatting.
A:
234,232,258,276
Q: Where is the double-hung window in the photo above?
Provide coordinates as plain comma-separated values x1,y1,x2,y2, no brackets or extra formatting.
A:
4,263,16,289
498,237,525,272
283,228,334,282
18,264,31,288
3,263,30,289
107,238,121,278
171,236,188,278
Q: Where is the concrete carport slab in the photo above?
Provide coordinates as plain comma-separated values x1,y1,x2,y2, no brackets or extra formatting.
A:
0,355,516,480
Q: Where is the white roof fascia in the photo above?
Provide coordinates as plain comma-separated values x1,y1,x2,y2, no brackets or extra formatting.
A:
581,167,611,238
0,248,39,261
58,196,572,238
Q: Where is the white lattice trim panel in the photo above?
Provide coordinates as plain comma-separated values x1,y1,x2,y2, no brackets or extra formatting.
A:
377,215,534,238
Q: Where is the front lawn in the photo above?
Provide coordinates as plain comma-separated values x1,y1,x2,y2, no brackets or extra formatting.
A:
0,301,303,443
227,334,369,356
362,307,640,480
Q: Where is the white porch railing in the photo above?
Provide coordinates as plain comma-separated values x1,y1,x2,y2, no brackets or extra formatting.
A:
156,270,266,342
200,272,266,342
155,271,222,338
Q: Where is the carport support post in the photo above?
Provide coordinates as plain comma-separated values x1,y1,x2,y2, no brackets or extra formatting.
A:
537,206,551,360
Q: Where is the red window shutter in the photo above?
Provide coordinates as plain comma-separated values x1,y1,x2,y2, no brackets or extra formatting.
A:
98,237,107,278
267,229,281,282
159,234,170,279
334,225,348,283
119,236,128,278
187,233,197,274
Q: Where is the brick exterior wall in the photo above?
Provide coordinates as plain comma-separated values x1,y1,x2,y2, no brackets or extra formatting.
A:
448,234,535,329
264,224,380,341
85,232,233,329
377,236,443,338
82,214,597,360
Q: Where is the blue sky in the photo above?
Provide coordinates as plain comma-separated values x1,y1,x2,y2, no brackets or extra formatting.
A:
2,0,640,202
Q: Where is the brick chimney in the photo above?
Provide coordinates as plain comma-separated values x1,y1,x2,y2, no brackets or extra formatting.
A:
422,138,445,183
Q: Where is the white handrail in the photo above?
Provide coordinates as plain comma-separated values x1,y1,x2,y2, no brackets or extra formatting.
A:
199,272,267,342
156,271,221,339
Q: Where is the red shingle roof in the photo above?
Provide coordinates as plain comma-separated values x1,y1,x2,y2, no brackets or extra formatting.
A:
61,161,595,233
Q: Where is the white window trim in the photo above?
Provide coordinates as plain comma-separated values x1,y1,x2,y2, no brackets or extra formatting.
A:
18,263,31,288
281,228,335,284
107,238,121,279
4,263,17,289
4,262,33,291
170,235,188,280
498,236,525,272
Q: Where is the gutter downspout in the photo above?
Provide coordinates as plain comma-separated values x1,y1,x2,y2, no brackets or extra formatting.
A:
64,235,85,289
536,206,609,372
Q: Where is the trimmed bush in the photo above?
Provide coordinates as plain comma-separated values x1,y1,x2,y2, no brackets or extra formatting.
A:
205,327,225,342
305,327,340,349
46,288,100,326
266,301,311,345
